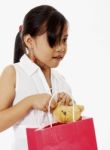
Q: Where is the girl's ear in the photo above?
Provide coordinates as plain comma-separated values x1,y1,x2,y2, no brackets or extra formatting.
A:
23,34,34,49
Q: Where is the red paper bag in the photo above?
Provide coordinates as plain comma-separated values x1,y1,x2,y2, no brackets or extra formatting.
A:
26,118,98,150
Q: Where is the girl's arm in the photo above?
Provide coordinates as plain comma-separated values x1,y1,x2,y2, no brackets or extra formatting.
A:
0,65,32,132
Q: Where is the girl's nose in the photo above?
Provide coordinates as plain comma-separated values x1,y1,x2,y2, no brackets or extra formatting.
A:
56,45,65,52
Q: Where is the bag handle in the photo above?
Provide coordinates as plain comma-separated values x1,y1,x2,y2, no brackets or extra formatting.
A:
47,92,58,128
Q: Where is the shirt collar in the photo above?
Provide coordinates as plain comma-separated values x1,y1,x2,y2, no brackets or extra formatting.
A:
19,54,40,76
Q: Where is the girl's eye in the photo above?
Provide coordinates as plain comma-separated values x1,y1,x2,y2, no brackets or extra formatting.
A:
63,38,67,43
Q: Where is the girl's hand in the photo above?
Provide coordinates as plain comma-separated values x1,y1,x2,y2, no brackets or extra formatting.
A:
30,93,57,112
57,92,73,106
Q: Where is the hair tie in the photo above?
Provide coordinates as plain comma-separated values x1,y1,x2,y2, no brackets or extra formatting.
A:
19,25,23,32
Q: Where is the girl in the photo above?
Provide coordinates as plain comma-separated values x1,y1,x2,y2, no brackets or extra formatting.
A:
0,5,73,150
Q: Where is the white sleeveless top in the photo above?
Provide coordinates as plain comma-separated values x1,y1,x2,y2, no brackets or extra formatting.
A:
12,54,72,150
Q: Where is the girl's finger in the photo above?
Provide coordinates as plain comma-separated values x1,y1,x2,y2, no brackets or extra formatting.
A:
69,101,73,106
43,106,48,112
57,92,65,100
65,95,71,105
60,94,67,104
50,100,57,110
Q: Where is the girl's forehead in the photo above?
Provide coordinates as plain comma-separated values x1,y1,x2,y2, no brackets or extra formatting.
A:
62,25,68,34
62,29,68,37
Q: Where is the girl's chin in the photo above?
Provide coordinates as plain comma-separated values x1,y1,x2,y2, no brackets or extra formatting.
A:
51,62,60,68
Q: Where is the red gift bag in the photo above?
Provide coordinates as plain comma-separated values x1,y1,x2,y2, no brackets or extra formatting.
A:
26,118,98,150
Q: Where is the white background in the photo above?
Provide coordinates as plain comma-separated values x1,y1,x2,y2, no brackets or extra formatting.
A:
0,0,110,150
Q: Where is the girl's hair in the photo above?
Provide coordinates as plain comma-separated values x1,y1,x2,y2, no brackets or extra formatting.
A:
14,5,68,63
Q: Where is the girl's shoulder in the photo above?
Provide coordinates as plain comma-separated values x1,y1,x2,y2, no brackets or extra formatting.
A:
0,65,16,85
1,65,16,77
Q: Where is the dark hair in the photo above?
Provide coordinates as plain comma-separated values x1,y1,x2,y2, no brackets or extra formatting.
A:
14,5,68,63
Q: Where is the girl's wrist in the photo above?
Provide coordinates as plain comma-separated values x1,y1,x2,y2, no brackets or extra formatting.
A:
26,95,39,110
22,95,34,111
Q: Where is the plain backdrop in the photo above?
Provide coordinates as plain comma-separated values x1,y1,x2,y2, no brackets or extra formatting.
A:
0,0,110,150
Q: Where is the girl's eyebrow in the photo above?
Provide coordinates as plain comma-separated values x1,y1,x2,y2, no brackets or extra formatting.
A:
63,34,68,38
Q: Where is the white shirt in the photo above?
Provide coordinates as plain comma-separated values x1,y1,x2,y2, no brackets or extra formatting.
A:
12,54,72,150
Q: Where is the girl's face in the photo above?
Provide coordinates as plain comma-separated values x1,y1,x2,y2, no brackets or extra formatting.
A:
28,26,68,69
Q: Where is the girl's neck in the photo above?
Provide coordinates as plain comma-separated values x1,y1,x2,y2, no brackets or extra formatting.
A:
27,53,50,71
27,53,52,88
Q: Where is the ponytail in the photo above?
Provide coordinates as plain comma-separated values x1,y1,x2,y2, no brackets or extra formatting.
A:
13,31,25,63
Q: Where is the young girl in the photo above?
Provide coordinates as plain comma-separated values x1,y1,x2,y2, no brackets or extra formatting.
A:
0,5,73,150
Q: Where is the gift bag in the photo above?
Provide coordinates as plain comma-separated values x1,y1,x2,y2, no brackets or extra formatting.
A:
26,118,98,150
26,93,98,150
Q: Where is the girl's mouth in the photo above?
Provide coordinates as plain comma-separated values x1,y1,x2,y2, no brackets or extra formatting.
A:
52,56,63,60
